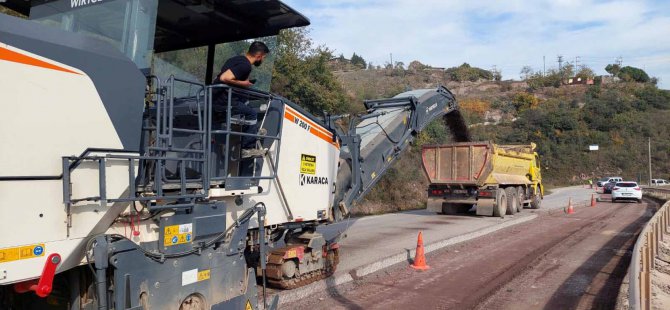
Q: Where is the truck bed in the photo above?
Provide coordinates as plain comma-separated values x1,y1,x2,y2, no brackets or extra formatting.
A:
422,142,492,186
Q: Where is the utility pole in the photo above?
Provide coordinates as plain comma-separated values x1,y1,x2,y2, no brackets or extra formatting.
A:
543,55,546,76
616,56,623,66
557,55,563,71
390,53,393,67
648,137,652,186
575,56,580,69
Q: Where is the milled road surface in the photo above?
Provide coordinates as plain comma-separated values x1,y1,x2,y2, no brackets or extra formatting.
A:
269,186,593,306
315,186,593,280
273,186,593,303
285,193,655,309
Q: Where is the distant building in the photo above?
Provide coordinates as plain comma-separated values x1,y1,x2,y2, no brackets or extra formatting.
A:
328,57,355,72
600,75,620,85
565,77,594,85
328,57,351,65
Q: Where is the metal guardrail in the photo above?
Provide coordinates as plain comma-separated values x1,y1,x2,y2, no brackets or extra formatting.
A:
628,188,670,309
642,186,670,197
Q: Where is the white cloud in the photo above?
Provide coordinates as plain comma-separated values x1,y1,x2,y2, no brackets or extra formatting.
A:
285,0,670,88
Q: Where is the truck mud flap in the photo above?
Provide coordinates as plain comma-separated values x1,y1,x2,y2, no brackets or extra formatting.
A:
427,198,443,213
476,199,495,216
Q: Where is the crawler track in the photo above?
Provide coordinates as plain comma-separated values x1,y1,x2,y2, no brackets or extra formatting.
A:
265,249,339,290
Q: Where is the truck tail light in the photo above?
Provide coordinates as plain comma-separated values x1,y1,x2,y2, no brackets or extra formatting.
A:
478,190,492,197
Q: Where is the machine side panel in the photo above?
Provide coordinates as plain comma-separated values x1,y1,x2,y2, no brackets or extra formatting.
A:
263,105,339,225
0,42,125,176
0,155,136,284
0,13,145,155
0,14,141,284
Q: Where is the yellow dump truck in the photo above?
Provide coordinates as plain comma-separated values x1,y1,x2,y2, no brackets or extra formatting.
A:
421,141,543,217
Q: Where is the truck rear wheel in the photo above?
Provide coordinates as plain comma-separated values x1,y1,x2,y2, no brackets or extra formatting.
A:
504,187,518,215
530,194,541,209
493,189,507,218
517,186,525,212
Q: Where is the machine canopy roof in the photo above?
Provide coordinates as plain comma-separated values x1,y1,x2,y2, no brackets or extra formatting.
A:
4,0,309,52
151,0,310,52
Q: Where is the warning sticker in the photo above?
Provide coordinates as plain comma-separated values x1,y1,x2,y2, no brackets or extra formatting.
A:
0,244,45,264
164,223,193,247
181,268,210,286
197,269,210,281
245,300,254,310
300,154,316,175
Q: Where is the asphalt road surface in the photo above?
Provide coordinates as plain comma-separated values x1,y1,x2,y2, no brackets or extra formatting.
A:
284,189,654,309
315,186,593,281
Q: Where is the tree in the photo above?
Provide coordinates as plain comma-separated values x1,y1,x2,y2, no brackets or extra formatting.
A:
493,70,502,81
408,60,426,72
618,66,650,83
575,65,595,80
560,62,574,78
272,28,351,114
350,53,366,68
605,64,621,76
520,66,533,80
446,63,494,82
512,92,540,112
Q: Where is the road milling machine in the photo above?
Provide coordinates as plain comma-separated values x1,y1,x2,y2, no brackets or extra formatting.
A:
0,0,466,309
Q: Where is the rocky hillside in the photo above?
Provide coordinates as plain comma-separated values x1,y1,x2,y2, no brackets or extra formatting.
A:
338,67,670,215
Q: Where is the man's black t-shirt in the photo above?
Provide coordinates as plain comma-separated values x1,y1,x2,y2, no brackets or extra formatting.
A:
213,55,252,84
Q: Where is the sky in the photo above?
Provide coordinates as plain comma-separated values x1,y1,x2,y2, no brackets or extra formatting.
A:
283,0,670,89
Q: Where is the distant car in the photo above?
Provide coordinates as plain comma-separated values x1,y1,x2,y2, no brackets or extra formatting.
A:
603,182,617,194
597,177,623,187
651,179,670,186
611,182,642,203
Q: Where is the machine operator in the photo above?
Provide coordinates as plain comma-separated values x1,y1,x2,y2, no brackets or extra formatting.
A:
212,41,270,158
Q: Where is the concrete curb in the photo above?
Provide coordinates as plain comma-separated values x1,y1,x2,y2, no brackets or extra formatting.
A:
277,213,538,305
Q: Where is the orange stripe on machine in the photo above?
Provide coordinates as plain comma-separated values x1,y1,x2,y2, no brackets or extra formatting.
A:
0,46,81,75
284,108,339,149
284,106,332,136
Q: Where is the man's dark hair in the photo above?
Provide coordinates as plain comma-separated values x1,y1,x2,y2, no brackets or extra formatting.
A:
248,41,270,55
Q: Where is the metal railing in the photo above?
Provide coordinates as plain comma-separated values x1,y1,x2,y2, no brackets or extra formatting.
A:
205,84,283,184
642,187,670,200
62,77,283,210
628,188,670,309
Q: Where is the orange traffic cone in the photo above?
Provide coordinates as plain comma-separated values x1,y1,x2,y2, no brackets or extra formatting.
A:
566,198,575,214
410,231,430,270
590,194,596,207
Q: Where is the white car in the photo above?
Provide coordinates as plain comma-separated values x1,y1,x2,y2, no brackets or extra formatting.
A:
611,182,642,203
651,179,670,186
597,177,623,187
